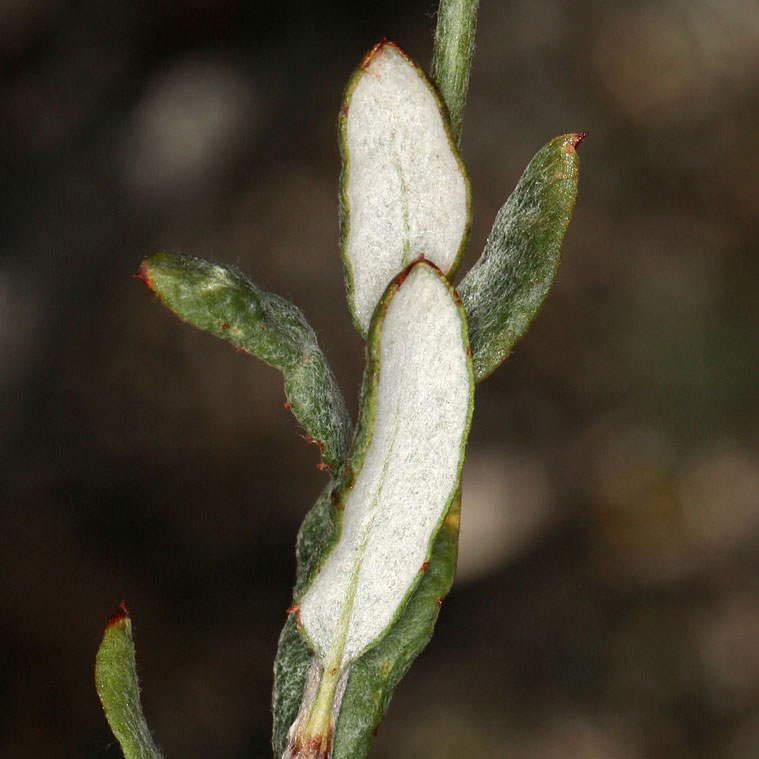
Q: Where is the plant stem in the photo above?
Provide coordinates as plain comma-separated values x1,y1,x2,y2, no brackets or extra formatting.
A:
431,0,480,145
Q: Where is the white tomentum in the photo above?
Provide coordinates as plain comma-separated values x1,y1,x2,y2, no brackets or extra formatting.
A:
299,262,472,671
343,43,469,334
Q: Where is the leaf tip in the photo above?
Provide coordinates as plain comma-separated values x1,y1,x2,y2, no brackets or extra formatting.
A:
106,601,130,630
569,132,588,150
135,263,153,291
361,38,407,71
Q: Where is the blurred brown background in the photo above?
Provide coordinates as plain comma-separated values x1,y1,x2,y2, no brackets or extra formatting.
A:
2,1,758,757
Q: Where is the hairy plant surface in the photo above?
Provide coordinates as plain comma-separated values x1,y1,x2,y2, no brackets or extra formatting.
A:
95,2,582,758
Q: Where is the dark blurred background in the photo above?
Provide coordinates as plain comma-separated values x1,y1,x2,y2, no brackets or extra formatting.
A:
2,0,758,757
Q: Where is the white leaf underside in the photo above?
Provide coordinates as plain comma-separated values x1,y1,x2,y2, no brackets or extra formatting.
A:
299,262,472,672
344,43,469,334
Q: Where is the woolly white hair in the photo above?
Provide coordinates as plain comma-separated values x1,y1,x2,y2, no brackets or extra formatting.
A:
344,44,469,334
299,263,471,670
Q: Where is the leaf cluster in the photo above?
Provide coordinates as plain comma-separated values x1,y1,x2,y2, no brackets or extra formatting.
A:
95,10,582,759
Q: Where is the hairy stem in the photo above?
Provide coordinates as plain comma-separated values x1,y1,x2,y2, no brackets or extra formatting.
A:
431,0,480,144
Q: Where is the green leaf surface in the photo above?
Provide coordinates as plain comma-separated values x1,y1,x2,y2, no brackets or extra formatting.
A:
272,260,472,759
139,252,352,472
431,0,480,144
95,603,162,759
271,470,339,755
339,41,471,337
272,612,316,758
458,133,584,382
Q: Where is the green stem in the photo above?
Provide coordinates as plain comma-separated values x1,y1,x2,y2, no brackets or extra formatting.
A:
431,0,481,144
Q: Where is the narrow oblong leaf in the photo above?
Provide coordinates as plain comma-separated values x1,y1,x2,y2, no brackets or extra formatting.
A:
272,488,461,759
431,0,481,144
95,603,163,759
331,487,461,759
458,133,584,382
278,259,473,757
300,260,472,667
339,41,471,336
139,252,352,472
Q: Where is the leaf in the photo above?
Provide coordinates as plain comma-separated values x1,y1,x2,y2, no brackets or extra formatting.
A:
139,252,352,472
272,611,316,758
331,487,461,759
458,133,584,382
339,41,471,337
271,476,343,755
95,603,163,759
431,0,481,144
275,260,473,757
300,260,472,670
272,488,461,759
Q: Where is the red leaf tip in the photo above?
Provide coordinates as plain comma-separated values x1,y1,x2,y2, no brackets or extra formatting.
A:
106,601,130,629
373,38,396,55
134,264,153,291
362,38,405,70
571,132,588,149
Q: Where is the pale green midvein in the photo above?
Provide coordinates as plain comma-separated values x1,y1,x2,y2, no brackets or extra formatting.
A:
331,402,402,669
303,403,402,734
393,156,412,267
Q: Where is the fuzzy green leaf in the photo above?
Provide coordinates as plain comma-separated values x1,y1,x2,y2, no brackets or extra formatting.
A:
431,0,480,144
139,252,352,472
270,475,344,756
273,260,473,758
273,607,317,757
458,133,584,382
95,604,163,759
339,41,471,337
